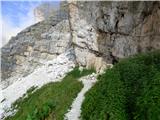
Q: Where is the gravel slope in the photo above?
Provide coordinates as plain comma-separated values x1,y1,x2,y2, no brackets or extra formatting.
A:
0,51,75,119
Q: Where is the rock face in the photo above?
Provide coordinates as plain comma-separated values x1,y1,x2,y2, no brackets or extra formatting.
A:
68,1,160,70
1,16,70,87
34,2,57,22
1,1,160,87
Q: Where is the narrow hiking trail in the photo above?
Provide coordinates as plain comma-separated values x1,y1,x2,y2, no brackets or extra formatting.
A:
65,73,97,120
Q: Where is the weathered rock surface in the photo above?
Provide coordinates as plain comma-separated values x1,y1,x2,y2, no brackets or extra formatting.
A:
1,1,69,85
1,1,160,88
68,1,160,70
1,18,70,86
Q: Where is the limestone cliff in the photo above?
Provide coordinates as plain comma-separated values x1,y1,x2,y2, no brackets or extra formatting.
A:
1,1,160,87
68,1,160,71
1,10,69,87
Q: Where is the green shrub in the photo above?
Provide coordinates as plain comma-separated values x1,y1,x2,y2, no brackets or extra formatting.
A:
81,51,160,120
67,66,96,79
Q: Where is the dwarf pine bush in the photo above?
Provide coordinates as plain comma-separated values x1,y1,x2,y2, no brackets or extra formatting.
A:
81,51,160,120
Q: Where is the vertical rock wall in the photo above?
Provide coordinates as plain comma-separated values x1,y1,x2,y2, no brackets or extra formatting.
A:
68,1,107,72
68,1,160,71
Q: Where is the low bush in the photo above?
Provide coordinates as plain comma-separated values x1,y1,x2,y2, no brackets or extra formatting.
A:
26,100,56,120
81,51,160,120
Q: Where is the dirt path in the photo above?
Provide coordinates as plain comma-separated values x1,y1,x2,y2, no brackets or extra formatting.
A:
65,73,97,120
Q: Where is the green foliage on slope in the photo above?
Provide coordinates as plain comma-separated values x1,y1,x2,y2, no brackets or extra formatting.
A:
5,67,95,120
81,51,160,120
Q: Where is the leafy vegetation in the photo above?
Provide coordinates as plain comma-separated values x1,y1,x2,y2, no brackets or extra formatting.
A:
5,67,95,120
81,51,160,120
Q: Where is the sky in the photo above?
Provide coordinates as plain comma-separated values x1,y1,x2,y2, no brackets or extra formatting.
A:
0,0,60,47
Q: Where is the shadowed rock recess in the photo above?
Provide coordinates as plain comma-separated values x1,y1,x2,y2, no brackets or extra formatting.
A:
1,1,160,87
